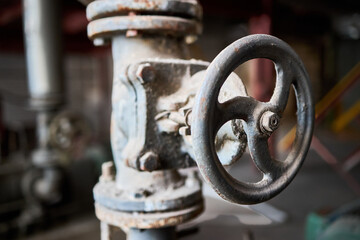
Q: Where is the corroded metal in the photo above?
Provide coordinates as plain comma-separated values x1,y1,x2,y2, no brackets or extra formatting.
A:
95,202,203,229
86,0,314,238
88,16,202,40
94,168,202,212
87,0,202,21
87,0,207,233
124,59,208,170
192,34,315,205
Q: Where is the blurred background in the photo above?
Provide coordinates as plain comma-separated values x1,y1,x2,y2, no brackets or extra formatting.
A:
0,0,359,239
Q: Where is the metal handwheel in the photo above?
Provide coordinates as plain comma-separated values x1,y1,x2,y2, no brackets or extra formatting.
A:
192,34,314,204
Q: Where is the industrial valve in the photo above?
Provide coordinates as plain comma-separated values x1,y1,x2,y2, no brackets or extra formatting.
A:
192,34,314,204
84,0,314,239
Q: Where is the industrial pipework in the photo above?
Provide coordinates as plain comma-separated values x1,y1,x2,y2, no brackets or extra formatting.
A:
85,0,314,239
21,0,65,226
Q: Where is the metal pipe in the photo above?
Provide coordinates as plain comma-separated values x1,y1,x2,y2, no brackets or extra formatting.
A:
20,0,65,217
127,227,177,240
36,111,53,149
86,1,205,237
23,0,64,110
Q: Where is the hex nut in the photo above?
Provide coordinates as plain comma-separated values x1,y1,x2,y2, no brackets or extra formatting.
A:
260,111,280,133
93,38,110,46
179,126,191,136
136,64,155,84
139,151,159,171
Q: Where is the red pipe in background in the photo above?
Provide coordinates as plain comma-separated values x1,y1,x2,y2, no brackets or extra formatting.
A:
249,13,276,156
249,14,273,102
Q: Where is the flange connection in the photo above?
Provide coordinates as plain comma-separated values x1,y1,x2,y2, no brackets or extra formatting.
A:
86,0,202,43
94,163,203,229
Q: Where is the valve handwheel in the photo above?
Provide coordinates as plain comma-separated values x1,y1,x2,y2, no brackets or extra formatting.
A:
192,34,314,204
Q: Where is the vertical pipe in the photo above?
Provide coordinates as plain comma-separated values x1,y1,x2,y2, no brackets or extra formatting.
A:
23,0,64,110
22,0,64,207
248,14,273,102
36,111,52,149
127,227,177,240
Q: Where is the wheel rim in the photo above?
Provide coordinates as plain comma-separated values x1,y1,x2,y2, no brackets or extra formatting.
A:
192,34,314,204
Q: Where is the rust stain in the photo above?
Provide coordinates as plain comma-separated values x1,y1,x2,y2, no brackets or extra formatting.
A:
124,158,130,167
96,203,203,229
116,5,131,12
128,11,137,17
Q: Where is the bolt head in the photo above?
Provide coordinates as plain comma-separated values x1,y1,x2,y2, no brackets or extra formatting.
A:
260,111,280,133
139,151,159,171
100,161,115,182
131,189,151,199
93,38,110,46
179,126,191,136
136,64,155,84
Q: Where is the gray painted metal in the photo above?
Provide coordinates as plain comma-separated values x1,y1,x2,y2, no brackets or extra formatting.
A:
86,0,314,238
94,169,202,212
92,32,205,231
95,202,203,229
87,0,202,21
86,0,206,232
21,0,66,221
23,0,64,110
124,59,208,170
87,15,201,40
192,34,315,205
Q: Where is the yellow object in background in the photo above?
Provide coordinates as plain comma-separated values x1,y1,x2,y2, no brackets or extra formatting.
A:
332,100,360,133
279,63,360,151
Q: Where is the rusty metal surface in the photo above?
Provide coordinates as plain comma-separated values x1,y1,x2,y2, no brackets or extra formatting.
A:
93,170,202,212
176,69,249,166
87,15,201,40
106,36,203,229
95,202,203,229
86,0,314,237
124,59,208,170
117,59,248,171
192,34,315,205
87,0,202,21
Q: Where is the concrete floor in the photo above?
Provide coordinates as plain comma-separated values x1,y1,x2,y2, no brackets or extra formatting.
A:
26,129,359,240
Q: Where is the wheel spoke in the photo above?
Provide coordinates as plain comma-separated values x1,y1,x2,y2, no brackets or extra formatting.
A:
246,127,285,178
214,96,259,131
270,58,294,112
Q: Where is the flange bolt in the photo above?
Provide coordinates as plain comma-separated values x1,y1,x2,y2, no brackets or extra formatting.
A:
139,151,160,172
136,63,155,84
100,161,115,182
